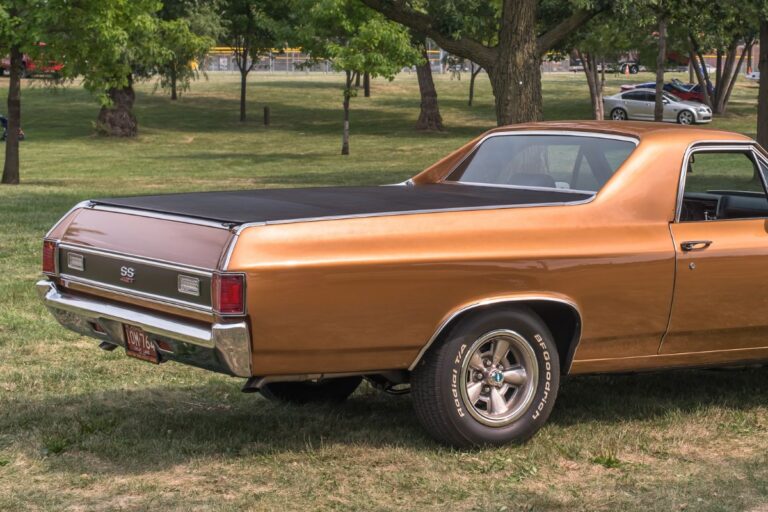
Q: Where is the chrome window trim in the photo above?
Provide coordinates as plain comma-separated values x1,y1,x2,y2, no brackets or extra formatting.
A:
58,243,215,274
674,141,765,223
442,180,596,196
88,204,232,230
443,130,640,188
59,273,214,315
407,296,583,373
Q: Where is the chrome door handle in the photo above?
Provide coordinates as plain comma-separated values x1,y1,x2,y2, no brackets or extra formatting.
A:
681,240,712,251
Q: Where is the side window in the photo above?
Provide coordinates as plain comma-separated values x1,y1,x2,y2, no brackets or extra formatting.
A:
679,150,768,222
623,91,642,101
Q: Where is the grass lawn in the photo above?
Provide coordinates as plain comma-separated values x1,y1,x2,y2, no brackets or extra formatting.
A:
0,71,766,511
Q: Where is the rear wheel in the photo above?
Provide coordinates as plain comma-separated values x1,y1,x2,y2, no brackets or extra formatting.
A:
411,308,560,447
677,110,695,125
259,376,362,405
611,108,628,121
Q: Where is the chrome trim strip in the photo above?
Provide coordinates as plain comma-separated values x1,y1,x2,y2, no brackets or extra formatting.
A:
407,296,583,373
232,196,595,235
220,233,240,271
674,141,763,222
442,180,596,196
58,243,215,274
37,280,251,377
59,274,214,314
45,200,92,239
89,204,232,229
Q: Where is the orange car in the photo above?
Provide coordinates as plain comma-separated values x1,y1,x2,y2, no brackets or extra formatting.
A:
38,121,768,446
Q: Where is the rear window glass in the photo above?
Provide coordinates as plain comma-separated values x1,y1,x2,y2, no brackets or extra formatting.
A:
446,134,636,193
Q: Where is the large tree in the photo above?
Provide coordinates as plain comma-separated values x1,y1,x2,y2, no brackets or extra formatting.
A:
49,0,178,137
360,0,600,125
0,1,47,184
568,12,632,120
413,36,443,131
299,0,420,154
684,0,759,114
222,0,293,122
158,0,222,100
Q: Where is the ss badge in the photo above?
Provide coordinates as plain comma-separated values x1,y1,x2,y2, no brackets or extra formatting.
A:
120,266,135,284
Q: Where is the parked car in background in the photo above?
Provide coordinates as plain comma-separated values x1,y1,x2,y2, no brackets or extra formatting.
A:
0,43,63,78
620,79,711,103
38,122,768,447
618,61,645,74
604,89,712,124
746,71,760,82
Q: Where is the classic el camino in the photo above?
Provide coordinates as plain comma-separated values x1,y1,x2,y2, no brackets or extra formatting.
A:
38,121,768,447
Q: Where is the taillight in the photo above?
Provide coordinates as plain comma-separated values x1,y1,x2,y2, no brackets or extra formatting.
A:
42,239,58,275
212,273,245,315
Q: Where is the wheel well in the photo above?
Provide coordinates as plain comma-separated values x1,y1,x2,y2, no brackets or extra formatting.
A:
417,300,582,375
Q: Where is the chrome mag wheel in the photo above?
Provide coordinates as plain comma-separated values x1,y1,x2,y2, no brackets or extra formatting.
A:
611,108,627,121
459,329,539,427
678,111,694,125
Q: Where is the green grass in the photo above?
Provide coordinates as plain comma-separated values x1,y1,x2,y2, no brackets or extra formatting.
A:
0,71,767,511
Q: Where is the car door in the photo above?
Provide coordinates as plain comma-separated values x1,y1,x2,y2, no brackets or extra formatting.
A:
634,91,655,119
662,145,768,354
621,91,645,118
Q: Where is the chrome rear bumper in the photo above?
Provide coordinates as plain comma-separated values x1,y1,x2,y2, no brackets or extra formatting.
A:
36,280,252,377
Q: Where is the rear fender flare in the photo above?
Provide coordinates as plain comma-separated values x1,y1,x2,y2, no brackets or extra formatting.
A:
409,295,583,374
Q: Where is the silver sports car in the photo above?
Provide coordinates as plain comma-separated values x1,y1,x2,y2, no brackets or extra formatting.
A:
603,89,712,125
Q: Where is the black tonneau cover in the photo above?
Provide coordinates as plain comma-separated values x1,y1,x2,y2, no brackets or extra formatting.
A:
92,184,591,225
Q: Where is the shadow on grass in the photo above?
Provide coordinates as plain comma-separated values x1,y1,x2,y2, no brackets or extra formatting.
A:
1,366,766,475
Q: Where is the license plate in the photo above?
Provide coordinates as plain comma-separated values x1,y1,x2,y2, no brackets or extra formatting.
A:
124,325,159,364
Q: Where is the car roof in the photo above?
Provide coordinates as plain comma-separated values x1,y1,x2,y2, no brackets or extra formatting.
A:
482,121,753,146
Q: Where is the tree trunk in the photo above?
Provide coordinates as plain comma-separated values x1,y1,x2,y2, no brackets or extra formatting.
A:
654,17,667,122
415,46,443,131
758,19,768,150
578,50,603,120
468,63,483,106
96,75,137,137
341,71,352,155
1,45,22,185
363,72,370,97
717,40,752,115
487,0,542,125
689,35,713,108
239,69,248,122
170,67,178,101
713,39,738,114
354,71,361,88
689,50,712,108
715,49,722,90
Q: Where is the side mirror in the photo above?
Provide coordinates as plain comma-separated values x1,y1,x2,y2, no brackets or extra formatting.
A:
662,98,670,104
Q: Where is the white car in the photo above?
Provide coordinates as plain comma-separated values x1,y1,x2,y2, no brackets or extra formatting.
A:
603,90,712,125
746,71,760,81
